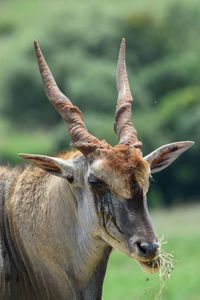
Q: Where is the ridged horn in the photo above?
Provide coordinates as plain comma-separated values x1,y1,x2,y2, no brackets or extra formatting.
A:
114,38,142,149
34,40,101,155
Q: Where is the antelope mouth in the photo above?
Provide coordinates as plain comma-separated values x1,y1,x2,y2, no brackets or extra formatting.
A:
130,251,161,274
138,257,160,274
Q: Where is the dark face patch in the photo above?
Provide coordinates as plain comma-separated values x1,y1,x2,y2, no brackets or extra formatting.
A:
89,173,156,251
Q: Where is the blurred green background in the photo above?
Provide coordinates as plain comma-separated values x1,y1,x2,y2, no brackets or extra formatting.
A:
0,0,199,299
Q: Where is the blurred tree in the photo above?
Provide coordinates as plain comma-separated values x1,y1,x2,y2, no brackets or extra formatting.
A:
122,13,172,69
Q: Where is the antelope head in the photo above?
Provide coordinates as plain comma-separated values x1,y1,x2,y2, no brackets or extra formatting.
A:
20,39,194,274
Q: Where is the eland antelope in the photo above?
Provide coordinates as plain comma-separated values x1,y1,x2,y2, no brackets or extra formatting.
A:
0,39,194,300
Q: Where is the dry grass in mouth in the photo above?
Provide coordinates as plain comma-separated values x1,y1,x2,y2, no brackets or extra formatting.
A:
152,236,175,300
138,236,175,299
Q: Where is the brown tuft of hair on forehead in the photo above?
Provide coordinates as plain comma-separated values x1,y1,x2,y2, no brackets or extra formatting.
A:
105,145,147,175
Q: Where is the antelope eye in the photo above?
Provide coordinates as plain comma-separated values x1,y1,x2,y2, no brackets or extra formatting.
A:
88,177,108,196
88,177,105,186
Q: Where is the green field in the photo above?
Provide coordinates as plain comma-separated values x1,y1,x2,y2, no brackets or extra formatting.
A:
103,204,200,300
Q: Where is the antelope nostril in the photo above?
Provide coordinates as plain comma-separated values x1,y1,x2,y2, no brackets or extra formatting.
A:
137,241,159,259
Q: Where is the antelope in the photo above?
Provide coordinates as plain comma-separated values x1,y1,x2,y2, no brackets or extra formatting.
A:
0,38,193,300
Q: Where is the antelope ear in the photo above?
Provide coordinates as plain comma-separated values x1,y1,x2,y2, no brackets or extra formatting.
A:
18,153,75,182
144,141,194,174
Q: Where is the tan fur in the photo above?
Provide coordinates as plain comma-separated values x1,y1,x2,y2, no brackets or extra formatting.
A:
0,166,23,205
